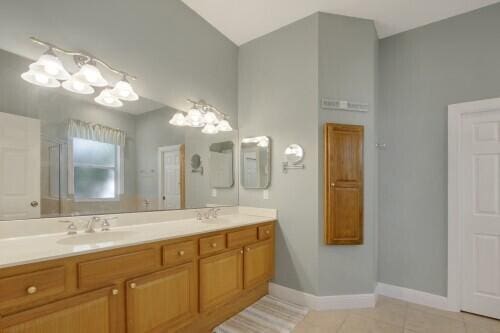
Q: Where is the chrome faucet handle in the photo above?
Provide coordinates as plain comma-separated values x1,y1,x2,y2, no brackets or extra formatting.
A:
212,208,221,218
204,210,211,219
60,220,78,235
101,219,111,232
196,212,203,221
86,216,100,233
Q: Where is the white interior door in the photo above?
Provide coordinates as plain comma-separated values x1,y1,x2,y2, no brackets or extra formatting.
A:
159,146,181,210
0,112,40,220
461,109,500,319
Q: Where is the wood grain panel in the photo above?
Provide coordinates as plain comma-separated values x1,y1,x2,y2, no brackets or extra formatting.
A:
258,225,273,241
243,240,273,289
227,228,258,248
0,266,65,309
324,123,364,245
162,240,195,267
126,263,196,333
199,248,243,312
199,234,226,256
78,248,159,289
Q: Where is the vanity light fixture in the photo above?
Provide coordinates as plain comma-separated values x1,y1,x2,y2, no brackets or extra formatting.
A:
21,37,139,108
169,99,233,134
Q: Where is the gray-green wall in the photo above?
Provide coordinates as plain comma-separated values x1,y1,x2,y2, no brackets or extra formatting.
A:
378,3,500,296
238,13,378,296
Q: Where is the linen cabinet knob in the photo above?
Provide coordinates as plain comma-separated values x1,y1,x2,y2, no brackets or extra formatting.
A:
26,286,37,294
130,283,137,289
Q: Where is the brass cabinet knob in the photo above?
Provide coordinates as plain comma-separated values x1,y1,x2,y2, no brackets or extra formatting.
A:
130,283,137,289
178,250,185,256
246,247,251,252
112,289,119,295
26,286,37,294
266,230,270,235
331,183,335,187
240,250,244,254
211,243,217,248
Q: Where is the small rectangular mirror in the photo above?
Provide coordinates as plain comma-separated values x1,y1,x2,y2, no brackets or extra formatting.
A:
209,141,234,188
240,136,271,189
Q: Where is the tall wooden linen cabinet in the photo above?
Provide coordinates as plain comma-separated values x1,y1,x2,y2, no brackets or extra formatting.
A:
323,123,364,245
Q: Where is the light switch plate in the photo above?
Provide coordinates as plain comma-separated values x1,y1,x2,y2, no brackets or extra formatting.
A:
263,190,269,200
211,189,217,197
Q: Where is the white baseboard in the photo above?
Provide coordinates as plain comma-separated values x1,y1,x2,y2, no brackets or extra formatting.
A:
375,282,451,311
268,282,376,311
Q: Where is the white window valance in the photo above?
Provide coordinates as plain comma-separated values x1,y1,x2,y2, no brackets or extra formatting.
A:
67,119,126,146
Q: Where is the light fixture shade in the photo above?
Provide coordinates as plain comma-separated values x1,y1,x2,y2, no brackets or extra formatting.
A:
185,108,205,127
202,123,218,134
21,69,60,88
169,112,187,126
216,119,233,132
95,89,123,108
74,64,108,87
29,54,70,80
203,111,218,124
62,77,94,94
110,80,139,101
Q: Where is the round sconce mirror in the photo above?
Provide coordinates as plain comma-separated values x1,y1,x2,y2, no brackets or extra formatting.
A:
284,144,304,164
191,154,201,169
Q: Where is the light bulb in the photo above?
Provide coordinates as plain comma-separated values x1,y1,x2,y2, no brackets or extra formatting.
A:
35,72,49,84
185,108,204,127
21,69,60,88
62,77,94,94
72,80,85,92
28,54,70,80
204,111,218,124
44,62,59,76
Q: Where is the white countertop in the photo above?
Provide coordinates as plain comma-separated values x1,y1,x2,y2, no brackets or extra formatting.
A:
0,211,276,269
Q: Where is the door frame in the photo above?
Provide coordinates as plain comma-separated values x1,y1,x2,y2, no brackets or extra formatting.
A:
447,96,500,312
157,144,185,210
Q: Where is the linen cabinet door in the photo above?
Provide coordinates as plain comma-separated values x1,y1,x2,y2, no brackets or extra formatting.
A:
0,286,119,333
126,263,197,333
243,240,273,289
199,248,243,312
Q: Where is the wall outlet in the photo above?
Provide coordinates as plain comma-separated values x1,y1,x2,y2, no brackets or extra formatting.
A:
263,190,269,200
211,189,217,197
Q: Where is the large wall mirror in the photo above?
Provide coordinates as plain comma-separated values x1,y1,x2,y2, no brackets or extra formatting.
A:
240,136,271,189
0,48,238,221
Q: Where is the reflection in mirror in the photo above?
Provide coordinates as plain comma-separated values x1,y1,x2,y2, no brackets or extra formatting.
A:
209,141,234,188
284,144,304,164
241,136,271,189
0,48,238,221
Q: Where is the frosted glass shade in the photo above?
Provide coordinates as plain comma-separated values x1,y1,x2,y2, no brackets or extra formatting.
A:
216,119,233,132
21,69,60,88
185,108,204,127
95,89,123,108
29,54,70,80
74,64,108,87
201,123,218,134
169,112,187,126
203,111,218,124
62,77,94,94
110,80,139,101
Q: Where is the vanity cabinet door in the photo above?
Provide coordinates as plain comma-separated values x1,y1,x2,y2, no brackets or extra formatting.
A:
199,248,243,312
126,263,197,333
0,286,119,333
243,240,273,289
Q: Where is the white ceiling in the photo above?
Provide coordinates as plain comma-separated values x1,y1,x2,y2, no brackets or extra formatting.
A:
182,0,500,45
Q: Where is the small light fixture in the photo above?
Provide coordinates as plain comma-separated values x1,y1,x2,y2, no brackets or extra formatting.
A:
110,78,139,101
95,89,123,108
28,52,70,80
203,111,218,124
169,112,187,126
73,63,108,87
185,108,205,127
62,77,94,94
216,119,233,132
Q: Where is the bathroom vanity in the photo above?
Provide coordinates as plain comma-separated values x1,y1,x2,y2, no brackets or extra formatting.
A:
0,211,275,333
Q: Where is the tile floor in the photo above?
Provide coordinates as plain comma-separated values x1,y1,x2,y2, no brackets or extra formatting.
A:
292,296,500,333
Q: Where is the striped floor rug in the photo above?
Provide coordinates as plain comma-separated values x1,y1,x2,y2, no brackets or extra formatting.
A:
213,295,309,333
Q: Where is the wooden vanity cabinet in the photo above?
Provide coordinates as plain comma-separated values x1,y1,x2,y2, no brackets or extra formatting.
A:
0,221,275,333
0,286,120,333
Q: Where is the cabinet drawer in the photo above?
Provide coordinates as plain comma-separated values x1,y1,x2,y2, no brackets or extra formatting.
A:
227,228,258,248
0,266,65,308
199,234,226,256
78,248,158,289
258,225,273,240
163,240,196,266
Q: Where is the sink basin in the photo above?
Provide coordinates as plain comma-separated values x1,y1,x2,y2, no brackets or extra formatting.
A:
200,218,232,225
57,231,135,245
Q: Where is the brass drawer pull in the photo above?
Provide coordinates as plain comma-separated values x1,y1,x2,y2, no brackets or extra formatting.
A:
112,289,119,295
130,283,137,289
246,247,251,252
26,286,37,294
211,243,217,248
178,250,185,256
266,230,270,235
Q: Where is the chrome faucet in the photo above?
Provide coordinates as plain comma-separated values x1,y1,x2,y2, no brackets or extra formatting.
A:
86,216,101,233
210,208,221,218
